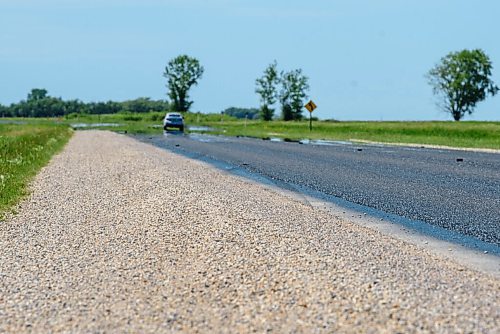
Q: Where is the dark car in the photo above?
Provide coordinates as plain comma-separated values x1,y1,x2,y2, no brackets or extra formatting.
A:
163,112,184,132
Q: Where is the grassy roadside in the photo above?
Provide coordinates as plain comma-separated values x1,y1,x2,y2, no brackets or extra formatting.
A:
0,123,73,218
193,120,500,149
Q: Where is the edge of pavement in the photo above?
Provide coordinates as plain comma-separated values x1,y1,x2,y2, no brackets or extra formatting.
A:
154,139,500,279
352,139,500,154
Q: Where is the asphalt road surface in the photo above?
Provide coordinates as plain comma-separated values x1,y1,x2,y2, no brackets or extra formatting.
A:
137,132,500,246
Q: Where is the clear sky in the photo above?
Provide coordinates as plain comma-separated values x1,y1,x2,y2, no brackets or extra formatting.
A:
1,0,499,120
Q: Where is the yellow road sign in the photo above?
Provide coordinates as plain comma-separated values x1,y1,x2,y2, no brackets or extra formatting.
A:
305,100,317,113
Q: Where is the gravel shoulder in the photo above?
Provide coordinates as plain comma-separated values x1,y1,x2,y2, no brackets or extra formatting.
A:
0,130,498,333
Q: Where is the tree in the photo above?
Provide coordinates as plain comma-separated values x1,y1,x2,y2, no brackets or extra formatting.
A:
222,107,260,119
0,103,7,117
279,69,309,121
86,101,123,115
163,55,204,112
427,49,499,121
27,88,48,101
255,61,279,121
63,99,86,115
24,89,65,117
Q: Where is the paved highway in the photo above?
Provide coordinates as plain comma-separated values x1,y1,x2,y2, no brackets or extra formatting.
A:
138,133,500,246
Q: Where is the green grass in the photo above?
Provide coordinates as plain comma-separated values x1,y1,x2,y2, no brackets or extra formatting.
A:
0,123,73,218
193,120,500,149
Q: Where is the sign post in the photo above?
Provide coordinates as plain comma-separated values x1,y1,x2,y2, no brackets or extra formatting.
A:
304,100,317,131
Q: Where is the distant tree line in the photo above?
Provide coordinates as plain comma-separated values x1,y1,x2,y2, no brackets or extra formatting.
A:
0,88,171,118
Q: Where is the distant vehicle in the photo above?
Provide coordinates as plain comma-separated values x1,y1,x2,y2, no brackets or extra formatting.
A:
163,112,184,132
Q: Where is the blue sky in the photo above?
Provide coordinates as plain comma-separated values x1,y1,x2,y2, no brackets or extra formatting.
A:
1,0,499,120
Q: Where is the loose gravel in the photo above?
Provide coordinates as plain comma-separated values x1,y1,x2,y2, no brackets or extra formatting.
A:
0,130,498,333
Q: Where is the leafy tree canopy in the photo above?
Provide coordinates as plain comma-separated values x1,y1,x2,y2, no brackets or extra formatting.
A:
255,61,279,121
27,88,48,102
279,69,309,121
164,55,204,112
427,49,499,121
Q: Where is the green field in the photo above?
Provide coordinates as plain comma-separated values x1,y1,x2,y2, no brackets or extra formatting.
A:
0,123,73,218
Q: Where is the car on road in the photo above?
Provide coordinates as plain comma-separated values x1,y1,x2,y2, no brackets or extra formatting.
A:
163,112,184,132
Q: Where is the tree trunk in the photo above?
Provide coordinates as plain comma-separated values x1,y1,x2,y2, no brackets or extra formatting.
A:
282,105,293,121
260,105,273,121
